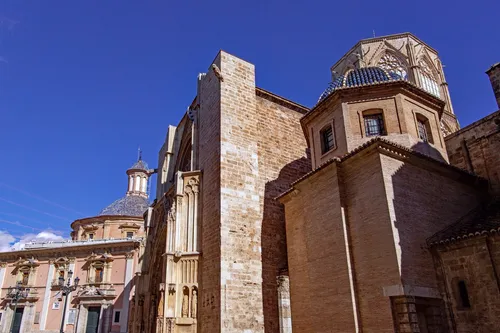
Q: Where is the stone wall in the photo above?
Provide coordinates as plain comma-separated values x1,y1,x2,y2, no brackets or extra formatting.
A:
432,235,500,333
486,63,500,109
197,53,223,333
445,110,500,196
198,51,310,333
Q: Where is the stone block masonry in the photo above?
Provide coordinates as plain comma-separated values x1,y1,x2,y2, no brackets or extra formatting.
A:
197,51,310,333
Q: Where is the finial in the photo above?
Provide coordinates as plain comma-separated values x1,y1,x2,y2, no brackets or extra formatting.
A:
138,147,142,161
373,30,376,38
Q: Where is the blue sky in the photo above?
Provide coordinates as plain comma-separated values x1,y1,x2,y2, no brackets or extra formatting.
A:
0,0,499,243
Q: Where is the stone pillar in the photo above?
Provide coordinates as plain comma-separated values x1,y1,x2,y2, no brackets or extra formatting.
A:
76,305,88,333
486,63,500,109
40,261,55,330
20,303,36,333
120,253,134,333
1,304,14,333
277,276,292,333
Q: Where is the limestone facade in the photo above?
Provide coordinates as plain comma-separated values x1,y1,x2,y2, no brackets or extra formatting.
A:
131,32,500,333
131,52,311,333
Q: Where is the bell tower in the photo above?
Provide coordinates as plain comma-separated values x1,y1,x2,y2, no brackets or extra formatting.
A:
126,150,151,199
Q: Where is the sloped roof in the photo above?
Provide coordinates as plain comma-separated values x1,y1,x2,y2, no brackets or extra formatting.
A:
427,200,500,246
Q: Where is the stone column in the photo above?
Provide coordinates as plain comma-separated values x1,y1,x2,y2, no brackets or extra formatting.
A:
277,276,292,333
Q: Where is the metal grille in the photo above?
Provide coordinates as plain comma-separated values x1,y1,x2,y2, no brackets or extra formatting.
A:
321,126,335,153
417,119,429,142
364,114,385,136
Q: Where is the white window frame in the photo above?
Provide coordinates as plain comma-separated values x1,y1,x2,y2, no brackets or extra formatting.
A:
113,309,121,324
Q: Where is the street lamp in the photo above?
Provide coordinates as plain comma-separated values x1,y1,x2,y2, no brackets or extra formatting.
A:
7,281,29,333
58,270,80,333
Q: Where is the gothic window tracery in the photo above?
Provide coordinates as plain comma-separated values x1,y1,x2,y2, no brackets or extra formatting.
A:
378,53,408,80
419,59,441,97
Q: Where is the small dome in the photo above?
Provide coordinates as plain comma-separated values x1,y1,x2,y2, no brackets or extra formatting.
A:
99,195,149,217
318,66,404,102
129,159,149,171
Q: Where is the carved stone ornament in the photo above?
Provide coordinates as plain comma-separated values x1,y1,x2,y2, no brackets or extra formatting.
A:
277,276,290,294
79,285,102,297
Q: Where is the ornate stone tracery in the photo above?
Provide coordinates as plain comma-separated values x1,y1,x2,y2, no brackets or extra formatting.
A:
378,53,408,80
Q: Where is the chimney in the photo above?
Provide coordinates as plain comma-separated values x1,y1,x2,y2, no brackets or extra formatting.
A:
486,63,500,109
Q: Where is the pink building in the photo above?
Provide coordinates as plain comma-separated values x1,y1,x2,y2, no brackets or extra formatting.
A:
0,158,153,333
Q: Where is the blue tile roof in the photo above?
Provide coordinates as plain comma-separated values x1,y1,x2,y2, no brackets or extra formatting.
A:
129,160,149,171
99,195,149,217
318,66,404,103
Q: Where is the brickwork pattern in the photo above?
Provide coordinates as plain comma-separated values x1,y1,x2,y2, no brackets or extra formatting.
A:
283,165,356,333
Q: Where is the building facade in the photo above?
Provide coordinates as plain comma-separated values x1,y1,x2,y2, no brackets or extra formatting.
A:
0,158,153,333
279,40,500,333
132,32,500,333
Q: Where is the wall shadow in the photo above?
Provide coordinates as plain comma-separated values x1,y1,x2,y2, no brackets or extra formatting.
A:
261,155,310,333
388,141,484,332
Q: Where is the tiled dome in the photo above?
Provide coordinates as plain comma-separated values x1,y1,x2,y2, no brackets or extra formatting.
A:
99,195,149,217
318,66,404,102
129,159,149,171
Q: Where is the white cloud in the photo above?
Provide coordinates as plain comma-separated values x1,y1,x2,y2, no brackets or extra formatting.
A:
0,230,66,252
0,231,15,251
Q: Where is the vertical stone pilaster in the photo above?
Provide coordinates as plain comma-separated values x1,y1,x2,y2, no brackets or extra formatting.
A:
77,305,88,333
121,253,134,333
40,261,55,330
277,276,292,333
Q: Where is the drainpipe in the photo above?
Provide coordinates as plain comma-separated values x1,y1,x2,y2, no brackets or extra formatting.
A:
335,161,362,332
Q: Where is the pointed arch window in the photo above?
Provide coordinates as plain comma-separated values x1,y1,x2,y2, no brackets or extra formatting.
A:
419,60,441,97
378,53,408,80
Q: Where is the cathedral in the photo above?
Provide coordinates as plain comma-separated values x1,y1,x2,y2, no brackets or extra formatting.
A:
130,32,500,333
1,32,500,333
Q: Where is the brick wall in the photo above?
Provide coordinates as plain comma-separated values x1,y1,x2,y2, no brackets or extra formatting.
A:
342,149,400,333
282,164,356,333
380,154,482,288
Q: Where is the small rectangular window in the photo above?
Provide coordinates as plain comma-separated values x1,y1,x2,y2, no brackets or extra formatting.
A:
458,280,471,308
88,233,94,240
364,113,386,136
320,125,335,154
126,232,134,239
95,268,103,283
114,311,121,323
